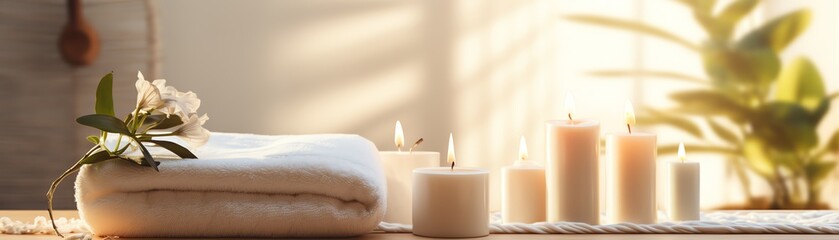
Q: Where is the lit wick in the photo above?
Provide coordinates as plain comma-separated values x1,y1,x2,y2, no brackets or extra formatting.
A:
409,138,424,154
447,133,456,171
625,100,636,134
394,120,404,152
678,142,686,163
565,93,576,122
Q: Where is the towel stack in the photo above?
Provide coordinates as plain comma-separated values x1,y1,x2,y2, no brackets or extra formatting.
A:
75,132,386,238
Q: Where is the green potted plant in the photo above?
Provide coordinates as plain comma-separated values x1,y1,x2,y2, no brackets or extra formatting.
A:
568,0,838,209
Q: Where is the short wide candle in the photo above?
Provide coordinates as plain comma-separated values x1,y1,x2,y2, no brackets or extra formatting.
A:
412,167,489,238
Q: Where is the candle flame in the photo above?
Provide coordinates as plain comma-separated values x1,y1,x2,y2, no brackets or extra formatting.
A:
565,93,576,120
519,136,528,162
625,100,636,131
447,133,456,167
394,120,404,151
678,142,686,163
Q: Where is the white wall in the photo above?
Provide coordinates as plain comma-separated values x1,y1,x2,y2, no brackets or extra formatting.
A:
157,0,839,211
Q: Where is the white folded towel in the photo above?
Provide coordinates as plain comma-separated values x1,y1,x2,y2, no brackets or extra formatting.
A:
74,132,386,238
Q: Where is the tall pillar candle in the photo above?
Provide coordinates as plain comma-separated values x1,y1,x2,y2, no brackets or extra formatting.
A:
380,121,440,224
606,101,657,224
545,94,600,224
669,143,700,221
502,137,546,223
413,134,489,238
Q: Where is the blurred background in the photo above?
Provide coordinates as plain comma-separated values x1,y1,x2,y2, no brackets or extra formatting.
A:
1,0,838,213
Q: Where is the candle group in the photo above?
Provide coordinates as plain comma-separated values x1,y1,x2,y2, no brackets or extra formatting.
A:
378,97,701,238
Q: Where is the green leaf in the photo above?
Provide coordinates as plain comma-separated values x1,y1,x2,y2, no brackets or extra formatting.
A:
825,129,839,153
564,15,700,52
707,118,740,143
775,57,825,112
76,114,131,135
79,150,116,165
144,115,184,129
669,90,751,121
94,72,116,116
715,0,759,39
86,135,100,144
737,9,811,52
145,140,197,159
752,102,818,152
702,47,780,90
679,0,717,39
637,108,703,139
805,160,836,186
588,70,707,84
134,140,159,172
743,136,775,177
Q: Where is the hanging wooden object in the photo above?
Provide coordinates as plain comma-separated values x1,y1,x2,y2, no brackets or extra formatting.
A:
58,0,100,66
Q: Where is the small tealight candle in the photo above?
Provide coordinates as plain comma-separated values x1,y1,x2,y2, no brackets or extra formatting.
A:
606,100,657,224
669,143,700,221
412,133,489,238
502,136,546,223
379,121,440,224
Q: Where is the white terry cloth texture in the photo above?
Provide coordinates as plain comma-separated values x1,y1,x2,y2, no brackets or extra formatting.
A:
74,132,386,238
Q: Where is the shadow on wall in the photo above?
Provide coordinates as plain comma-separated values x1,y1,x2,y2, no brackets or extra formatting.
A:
158,0,558,211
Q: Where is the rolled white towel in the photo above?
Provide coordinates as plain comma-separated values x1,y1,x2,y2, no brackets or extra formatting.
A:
74,132,386,238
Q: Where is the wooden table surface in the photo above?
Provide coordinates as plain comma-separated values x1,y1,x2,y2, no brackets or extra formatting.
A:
1,210,836,239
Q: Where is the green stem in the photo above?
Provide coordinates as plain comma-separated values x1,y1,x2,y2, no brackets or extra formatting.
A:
47,146,99,237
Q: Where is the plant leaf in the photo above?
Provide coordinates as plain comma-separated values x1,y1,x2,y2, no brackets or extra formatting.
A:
145,140,197,159
737,9,811,52
775,57,825,112
825,129,839,153
743,136,775,177
564,15,700,52
95,72,116,116
79,150,116,165
752,102,818,152
76,114,131,135
86,135,100,144
588,70,707,84
707,118,739,144
805,160,836,186
637,108,703,138
133,140,159,172
670,90,751,121
715,0,759,39
145,115,184,130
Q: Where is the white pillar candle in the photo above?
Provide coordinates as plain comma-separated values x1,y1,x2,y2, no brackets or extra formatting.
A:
502,136,546,223
380,121,440,224
669,143,700,221
606,101,657,224
545,93,600,224
412,133,489,238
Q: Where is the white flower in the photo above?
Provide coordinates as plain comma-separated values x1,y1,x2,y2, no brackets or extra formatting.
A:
173,113,210,148
152,79,201,119
135,71,163,113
